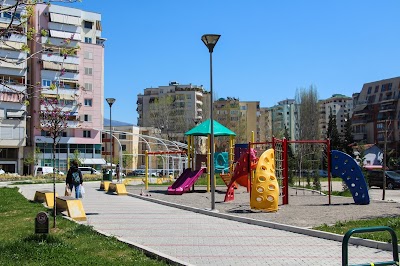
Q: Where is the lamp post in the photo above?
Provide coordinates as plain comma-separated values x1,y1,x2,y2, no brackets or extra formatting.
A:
201,34,220,210
106,98,116,179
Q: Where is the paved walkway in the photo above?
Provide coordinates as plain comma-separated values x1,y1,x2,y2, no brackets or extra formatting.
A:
17,182,396,266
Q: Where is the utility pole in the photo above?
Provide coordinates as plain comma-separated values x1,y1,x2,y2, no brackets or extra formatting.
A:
382,119,388,200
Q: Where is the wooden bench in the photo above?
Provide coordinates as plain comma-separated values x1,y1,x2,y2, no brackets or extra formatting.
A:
107,183,128,195
34,190,58,208
56,196,86,221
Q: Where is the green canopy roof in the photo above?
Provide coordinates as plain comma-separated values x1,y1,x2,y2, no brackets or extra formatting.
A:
185,119,236,136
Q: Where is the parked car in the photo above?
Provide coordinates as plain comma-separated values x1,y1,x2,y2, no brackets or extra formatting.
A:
367,170,400,189
130,169,145,176
78,167,101,175
318,170,328,177
34,166,64,176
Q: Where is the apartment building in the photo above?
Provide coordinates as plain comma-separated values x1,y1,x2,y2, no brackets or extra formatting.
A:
352,77,400,153
0,4,27,174
239,101,260,143
29,4,105,172
258,107,272,142
318,94,353,139
137,82,210,140
102,119,140,173
266,99,298,141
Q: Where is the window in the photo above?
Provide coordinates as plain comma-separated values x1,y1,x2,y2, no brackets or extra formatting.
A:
3,12,12,19
119,133,126,139
42,79,51,87
83,130,91,138
84,21,93,29
84,67,92,75
84,37,92,43
84,99,92,106
84,51,93,59
122,145,127,151
375,86,379,93
84,83,92,91
41,130,50,137
367,87,372,94
84,114,92,122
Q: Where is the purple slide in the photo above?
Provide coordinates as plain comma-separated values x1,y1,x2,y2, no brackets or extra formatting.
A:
167,168,206,195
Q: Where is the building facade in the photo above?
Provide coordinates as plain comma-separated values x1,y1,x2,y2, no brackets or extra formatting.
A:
352,77,400,154
267,99,297,141
28,4,105,172
0,3,27,174
102,119,140,173
239,101,260,143
137,81,210,140
318,94,353,139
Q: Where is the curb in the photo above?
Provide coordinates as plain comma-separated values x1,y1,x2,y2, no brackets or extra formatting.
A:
128,192,399,252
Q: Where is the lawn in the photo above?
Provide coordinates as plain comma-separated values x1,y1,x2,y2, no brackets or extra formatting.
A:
0,187,166,265
314,217,400,244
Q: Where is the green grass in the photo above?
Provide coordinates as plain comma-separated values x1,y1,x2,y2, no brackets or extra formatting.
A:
0,187,167,265
314,216,400,244
328,190,353,197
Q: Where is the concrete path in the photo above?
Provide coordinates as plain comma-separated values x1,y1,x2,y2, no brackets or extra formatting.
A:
16,182,396,266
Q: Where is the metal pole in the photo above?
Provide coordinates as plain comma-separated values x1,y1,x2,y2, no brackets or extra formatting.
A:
110,105,113,175
210,51,215,211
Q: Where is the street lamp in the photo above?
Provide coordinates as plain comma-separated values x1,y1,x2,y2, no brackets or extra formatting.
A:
106,98,116,178
201,34,220,210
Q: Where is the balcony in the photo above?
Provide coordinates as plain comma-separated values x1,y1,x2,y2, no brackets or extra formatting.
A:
49,30,81,41
351,119,367,125
43,61,79,73
41,69,79,81
379,105,396,112
353,133,367,141
66,120,80,128
48,22,80,34
0,59,26,70
41,53,79,65
41,36,79,48
0,81,25,93
0,33,26,43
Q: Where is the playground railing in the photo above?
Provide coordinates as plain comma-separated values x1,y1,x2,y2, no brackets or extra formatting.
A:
342,226,399,266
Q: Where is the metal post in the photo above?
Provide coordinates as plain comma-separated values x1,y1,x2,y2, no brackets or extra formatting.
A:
202,34,220,211
209,51,216,210
109,106,113,176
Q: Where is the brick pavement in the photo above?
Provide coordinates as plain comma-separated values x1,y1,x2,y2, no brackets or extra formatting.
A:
17,182,396,266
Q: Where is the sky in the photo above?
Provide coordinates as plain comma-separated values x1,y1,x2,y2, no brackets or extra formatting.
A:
61,0,400,125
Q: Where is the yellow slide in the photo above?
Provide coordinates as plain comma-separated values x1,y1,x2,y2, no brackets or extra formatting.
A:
250,149,279,212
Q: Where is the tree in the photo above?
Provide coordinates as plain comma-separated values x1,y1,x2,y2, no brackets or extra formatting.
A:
326,110,341,151
0,1,80,101
148,95,187,141
0,1,83,229
72,149,83,165
342,113,354,156
23,147,41,175
40,96,73,228
122,150,134,173
294,85,320,186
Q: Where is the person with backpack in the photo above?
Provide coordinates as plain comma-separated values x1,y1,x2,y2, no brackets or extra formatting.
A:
66,160,83,198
